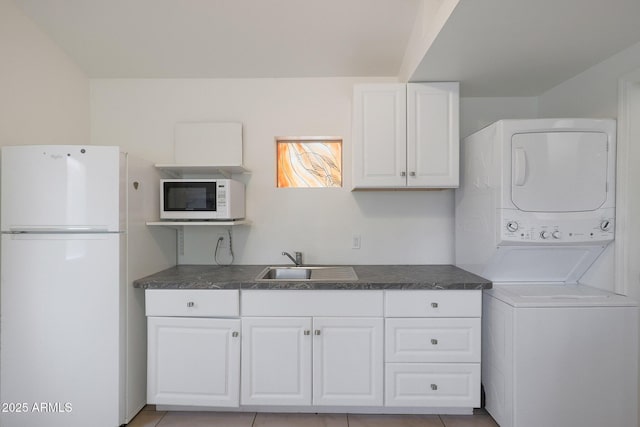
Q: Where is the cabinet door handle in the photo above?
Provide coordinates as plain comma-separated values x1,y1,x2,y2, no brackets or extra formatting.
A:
431,384,438,391
232,331,239,338
314,330,321,336
187,301,195,308
409,171,416,177
431,339,438,345
400,171,406,177
431,302,439,308
304,330,311,336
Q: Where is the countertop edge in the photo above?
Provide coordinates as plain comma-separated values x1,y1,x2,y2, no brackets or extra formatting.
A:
133,264,492,290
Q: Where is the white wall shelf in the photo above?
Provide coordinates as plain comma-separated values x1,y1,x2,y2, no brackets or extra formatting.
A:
155,164,249,178
146,220,249,228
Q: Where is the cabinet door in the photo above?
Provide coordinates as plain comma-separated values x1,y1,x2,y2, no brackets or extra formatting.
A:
352,84,407,189
147,317,240,407
241,317,312,405
312,317,383,406
407,82,459,188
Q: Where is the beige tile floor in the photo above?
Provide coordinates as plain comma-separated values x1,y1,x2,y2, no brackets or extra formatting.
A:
128,406,499,427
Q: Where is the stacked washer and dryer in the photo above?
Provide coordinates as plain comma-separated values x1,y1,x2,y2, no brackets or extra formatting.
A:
455,119,638,427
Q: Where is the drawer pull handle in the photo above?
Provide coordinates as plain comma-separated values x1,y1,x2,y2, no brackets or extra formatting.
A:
232,331,239,338
431,339,438,345
314,330,321,336
431,302,439,308
304,330,311,336
431,384,438,391
187,301,195,308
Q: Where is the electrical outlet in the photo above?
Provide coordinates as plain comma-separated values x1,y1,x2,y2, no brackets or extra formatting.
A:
352,234,361,249
216,233,226,249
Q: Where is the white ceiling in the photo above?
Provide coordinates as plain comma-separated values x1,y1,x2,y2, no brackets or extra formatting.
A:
14,0,640,96
14,0,420,79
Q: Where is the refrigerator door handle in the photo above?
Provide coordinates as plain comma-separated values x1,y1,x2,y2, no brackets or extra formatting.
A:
6,226,111,233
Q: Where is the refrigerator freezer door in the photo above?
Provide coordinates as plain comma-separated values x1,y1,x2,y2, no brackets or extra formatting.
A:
0,233,122,427
1,145,121,232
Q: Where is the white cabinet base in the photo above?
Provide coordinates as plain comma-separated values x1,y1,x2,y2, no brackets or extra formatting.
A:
155,404,475,415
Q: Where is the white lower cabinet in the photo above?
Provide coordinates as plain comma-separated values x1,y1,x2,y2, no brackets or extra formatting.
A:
313,317,383,406
240,317,312,405
146,289,241,407
384,290,482,408
145,289,481,412
147,316,241,407
240,290,384,407
240,316,384,406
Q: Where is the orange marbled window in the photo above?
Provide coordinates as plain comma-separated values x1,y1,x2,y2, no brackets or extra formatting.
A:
276,139,342,188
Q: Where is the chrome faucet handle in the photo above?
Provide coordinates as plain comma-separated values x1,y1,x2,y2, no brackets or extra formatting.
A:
282,251,303,266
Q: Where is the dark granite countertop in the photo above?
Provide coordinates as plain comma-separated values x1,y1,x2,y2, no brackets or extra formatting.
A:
133,264,492,290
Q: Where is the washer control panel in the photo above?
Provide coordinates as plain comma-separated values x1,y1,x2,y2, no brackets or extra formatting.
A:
500,211,614,244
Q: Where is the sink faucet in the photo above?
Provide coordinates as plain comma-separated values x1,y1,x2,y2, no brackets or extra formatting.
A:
282,251,303,266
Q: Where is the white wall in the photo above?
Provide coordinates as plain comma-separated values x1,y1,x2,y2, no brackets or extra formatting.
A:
538,40,640,118
460,97,538,138
91,78,457,265
0,0,89,147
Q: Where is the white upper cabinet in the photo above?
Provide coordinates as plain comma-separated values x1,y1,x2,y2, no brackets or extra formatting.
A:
407,83,459,188
352,82,459,189
352,84,407,188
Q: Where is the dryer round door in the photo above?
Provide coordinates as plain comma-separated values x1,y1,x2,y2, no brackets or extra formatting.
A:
510,131,609,212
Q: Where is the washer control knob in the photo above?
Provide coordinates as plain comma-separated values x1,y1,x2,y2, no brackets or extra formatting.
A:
506,221,519,232
600,220,612,231
540,231,550,239
552,231,561,239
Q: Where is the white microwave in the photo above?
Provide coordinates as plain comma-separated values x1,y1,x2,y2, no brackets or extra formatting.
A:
160,179,245,220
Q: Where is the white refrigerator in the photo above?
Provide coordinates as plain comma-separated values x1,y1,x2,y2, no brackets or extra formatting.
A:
0,145,175,427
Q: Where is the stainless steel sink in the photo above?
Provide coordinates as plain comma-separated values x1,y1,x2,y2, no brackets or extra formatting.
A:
256,266,358,281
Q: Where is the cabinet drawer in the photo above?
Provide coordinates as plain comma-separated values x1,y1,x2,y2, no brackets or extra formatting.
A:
386,318,480,363
385,363,480,407
385,290,481,317
145,289,239,317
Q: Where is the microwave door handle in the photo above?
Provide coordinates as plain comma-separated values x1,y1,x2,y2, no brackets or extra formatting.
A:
513,147,527,186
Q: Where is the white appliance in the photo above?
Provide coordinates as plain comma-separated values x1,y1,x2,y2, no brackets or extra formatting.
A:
0,145,172,427
160,178,245,220
455,119,638,427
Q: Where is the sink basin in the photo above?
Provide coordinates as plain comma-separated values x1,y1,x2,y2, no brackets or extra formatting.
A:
260,267,312,280
256,266,358,281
